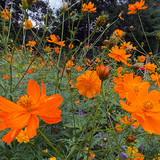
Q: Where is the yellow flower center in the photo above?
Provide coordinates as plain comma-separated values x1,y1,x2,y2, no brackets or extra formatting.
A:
134,85,141,95
17,95,33,111
143,101,153,111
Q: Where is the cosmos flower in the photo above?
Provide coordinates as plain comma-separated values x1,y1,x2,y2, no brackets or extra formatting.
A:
24,20,33,29
120,87,160,134
0,80,62,144
128,0,147,14
82,1,97,13
76,70,101,98
108,45,131,64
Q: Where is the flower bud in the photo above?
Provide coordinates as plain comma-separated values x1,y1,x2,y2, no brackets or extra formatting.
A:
96,15,106,27
127,134,135,142
129,26,133,31
96,64,110,81
21,0,28,9
103,137,108,143
61,2,68,11
66,68,71,74
103,39,109,45
133,63,144,69
156,33,160,40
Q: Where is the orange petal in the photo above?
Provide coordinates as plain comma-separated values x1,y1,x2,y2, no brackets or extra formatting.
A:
27,114,39,138
37,94,63,115
0,96,22,112
41,81,45,96
27,79,40,104
2,129,21,145
7,111,31,129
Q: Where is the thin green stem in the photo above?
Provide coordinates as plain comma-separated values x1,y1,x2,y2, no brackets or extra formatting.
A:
88,12,90,45
156,39,159,54
37,128,65,160
68,78,77,143
138,13,152,52
55,12,65,94
87,82,103,160
131,31,147,54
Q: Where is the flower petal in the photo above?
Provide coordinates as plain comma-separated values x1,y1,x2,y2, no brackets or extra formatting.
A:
27,79,40,104
2,129,21,145
27,114,39,138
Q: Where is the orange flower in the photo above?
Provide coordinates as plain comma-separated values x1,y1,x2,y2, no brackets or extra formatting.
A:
71,55,74,60
75,100,80,103
47,34,65,46
65,60,75,68
133,153,145,160
76,66,81,72
119,116,139,128
101,46,104,49
115,124,122,132
120,87,160,134
82,1,97,13
90,153,95,158
117,67,123,72
45,46,51,52
24,20,33,29
113,29,124,40
1,9,11,20
139,55,145,62
87,59,91,63
128,0,147,14
151,72,160,85
16,127,29,143
54,47,60,54
26,41,36,47
85,45,89,48
95,58,100,62
4,75,9,80
112,73,123,84
27,69,33,74
0,80,62,144
144,62,157,74
76,70,101,98
68,43,74,48
96,64,110,81
120,41,136,51
108,45,131,64
114,73,150,99
49,157,56,160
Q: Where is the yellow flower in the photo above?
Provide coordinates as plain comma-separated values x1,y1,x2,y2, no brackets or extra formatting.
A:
16,127,29,143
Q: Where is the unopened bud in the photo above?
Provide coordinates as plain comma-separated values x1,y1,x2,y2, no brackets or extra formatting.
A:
127,134,135,142
129,26,133,31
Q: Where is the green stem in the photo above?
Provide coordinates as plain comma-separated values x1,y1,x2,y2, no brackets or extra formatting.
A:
131,31,147,54
156,39,159,54
37,128,65,160
87,82,103,159
88,12,90,45
68,77,77,143
55,12,65,94
138,12,152,52
12,57,35,92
